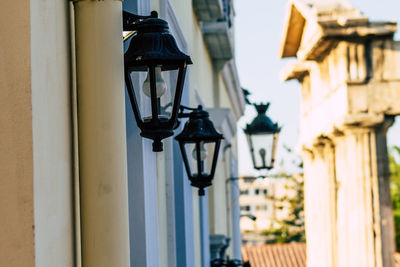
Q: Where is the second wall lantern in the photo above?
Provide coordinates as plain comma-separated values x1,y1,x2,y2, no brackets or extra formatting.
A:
124,11,192,152
175,106,223,196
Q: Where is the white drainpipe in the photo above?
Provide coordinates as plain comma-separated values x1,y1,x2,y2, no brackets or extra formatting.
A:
72,1,130,267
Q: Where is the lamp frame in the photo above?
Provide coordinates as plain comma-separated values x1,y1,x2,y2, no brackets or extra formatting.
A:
244,103,281,171
123,11,192,152
175,106,224,196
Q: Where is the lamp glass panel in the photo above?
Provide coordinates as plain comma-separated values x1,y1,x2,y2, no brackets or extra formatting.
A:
183,141,216,177
248,133,274,169
128,67,179,123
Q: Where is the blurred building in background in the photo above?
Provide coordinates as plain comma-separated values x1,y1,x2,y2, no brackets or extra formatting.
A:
239,175,300,245
280,0,400,266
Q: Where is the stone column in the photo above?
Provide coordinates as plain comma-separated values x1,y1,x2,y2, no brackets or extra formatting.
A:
302,138,337,267
334,119,395,267
73,1,131,267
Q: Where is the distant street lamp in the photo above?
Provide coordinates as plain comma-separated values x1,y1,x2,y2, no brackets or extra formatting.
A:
244,103,281,171
124,11,192,152
175,106,224,196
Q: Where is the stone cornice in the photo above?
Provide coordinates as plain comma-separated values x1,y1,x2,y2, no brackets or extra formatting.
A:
299,114,395,153
297,22,397,61
279,0,396,61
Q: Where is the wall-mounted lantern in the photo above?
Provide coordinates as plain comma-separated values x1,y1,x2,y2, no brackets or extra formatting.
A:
244,103,280,170
175,106,224,196
124,11,192,152
123,12,223,193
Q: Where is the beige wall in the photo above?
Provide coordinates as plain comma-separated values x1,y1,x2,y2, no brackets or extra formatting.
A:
0,1,76,266
0,1,35,266
169,0,214,107
169,1,241,262
147,2,215,266
166,1,223,265
148,1,242,264
218,74,231,109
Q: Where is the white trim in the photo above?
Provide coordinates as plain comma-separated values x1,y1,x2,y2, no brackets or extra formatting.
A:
221,60,246,120
32,1,75,266
156,139,177,267
138,0,150,14
126,2,160,267
207,108,237,144
165,3,196,267
166,0,188,51
194,87,206,106
229,151,241,259
127,131,160,267
199,195,211,267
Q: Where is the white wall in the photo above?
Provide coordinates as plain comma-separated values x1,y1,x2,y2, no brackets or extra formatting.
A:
31,0,75,266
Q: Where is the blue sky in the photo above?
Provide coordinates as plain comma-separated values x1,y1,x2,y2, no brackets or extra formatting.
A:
234,0,400,176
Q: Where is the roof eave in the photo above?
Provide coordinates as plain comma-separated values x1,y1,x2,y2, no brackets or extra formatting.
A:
297,21,397,61
280,2,305,58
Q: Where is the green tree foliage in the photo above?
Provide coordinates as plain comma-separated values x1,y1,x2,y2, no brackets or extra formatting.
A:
263,174,306,244
389,146,400,252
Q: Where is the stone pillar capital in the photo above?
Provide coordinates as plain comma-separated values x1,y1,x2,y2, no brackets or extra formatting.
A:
339,115,395,135
302,136,335,161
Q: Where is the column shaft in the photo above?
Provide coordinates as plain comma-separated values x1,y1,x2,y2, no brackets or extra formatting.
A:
302,140,337,267
73,1,130,266
335,123,395,267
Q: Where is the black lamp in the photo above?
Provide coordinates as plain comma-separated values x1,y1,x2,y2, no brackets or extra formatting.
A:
124,11,192,152
175,106,224,196
244,103,280,170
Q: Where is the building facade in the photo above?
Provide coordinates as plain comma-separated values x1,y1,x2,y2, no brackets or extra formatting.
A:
0,0,245,267
239,176,299,245
280,0,400,266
